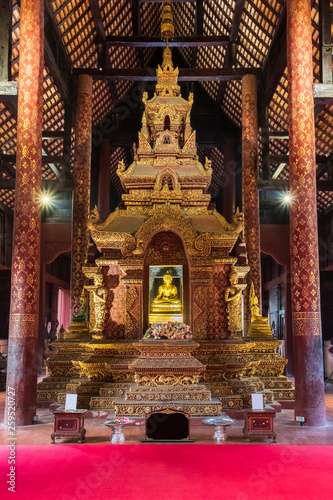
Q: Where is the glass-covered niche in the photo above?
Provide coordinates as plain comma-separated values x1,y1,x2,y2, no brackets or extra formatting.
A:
149,265,183,324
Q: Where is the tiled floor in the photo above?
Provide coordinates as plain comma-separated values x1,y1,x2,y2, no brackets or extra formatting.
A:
1,378,333,446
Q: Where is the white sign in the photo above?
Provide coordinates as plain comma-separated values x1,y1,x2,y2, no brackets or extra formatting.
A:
251,393,264,410
65,394,78,411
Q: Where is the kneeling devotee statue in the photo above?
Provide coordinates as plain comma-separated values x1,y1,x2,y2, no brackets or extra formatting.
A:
151,271,182,313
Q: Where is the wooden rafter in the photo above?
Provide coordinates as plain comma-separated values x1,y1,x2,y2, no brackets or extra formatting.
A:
88,0,119,102
0,179,73,190
105,35,229,47
191,0,203,67
132,0,144,67
44,1,72,106
258,179,333,192
73,67,261,81
215,0,246,109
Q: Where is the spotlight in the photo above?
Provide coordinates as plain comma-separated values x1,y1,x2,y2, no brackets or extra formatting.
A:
281,192,293,204
41,194,51,205
38,190,55,207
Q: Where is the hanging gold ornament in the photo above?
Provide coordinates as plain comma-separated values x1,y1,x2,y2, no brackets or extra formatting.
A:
161,0,174,40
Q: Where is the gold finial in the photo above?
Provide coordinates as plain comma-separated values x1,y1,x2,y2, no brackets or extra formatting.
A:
161,45,174,71
161,0,174,41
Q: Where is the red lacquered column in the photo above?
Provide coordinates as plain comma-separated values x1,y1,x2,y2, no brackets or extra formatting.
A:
287,0,326,425
5,0,44,425
71,74,93,317
223,138,237,224
98,138,111,222
242,74,261,334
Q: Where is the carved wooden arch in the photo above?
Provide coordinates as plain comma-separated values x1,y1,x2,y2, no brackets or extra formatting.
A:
143,231,188,266
132,205,197,257
154,167,181,192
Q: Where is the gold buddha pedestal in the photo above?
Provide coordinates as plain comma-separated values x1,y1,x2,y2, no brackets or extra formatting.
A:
149,271,183,324
115,340,222,418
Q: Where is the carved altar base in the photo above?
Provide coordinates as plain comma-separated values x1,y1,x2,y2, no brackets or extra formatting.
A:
37,338,294,411
115,340,222,417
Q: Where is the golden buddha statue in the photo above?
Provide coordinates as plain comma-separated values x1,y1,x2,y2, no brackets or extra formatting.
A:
224,267,242,337
248,282,273,338
150,271,182,313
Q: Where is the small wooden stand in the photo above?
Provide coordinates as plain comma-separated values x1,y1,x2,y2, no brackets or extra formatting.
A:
243,408,276,443
51,410,86,444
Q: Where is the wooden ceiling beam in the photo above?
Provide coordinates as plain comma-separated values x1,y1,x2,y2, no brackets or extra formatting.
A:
44,2,72,106
258,179,333,192
191,0,204,67
105,35,229,47
215,0,246,109
88,1,119,103
270,154,328,164
42,130,65,139
269,131,288,139
132,0,144,67
259,5,287,110
0,153,65,164
88,0,106,42
0,179,73,190
73,67,260,81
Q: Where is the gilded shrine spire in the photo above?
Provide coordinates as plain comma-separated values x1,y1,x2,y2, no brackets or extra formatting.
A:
156,1,179,96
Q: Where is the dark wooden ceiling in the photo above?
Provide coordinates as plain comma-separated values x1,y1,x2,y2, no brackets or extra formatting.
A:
0,0,332,214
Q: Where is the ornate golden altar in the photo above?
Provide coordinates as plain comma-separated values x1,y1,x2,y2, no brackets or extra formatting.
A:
37,36,294,415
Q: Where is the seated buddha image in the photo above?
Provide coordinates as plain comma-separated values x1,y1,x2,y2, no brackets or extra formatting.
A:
150,271,182,313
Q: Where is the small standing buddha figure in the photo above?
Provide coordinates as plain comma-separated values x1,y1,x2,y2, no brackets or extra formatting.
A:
150,271,182,313
248,281,273,338
225,266,243,337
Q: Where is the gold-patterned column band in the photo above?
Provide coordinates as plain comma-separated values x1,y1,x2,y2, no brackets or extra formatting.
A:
242,74,261,333
9,314,39,339
71,74,93,317
292,312,321,336
287,0,325,426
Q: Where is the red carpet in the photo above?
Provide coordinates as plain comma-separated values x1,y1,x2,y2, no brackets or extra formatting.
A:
0,445,332,500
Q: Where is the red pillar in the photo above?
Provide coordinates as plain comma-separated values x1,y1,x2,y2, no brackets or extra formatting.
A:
242,74,261,334
223,139,237,224
98,139,111,222
5,0,44,425
283,266,294,377
287,0,326,425
71,74,93,317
